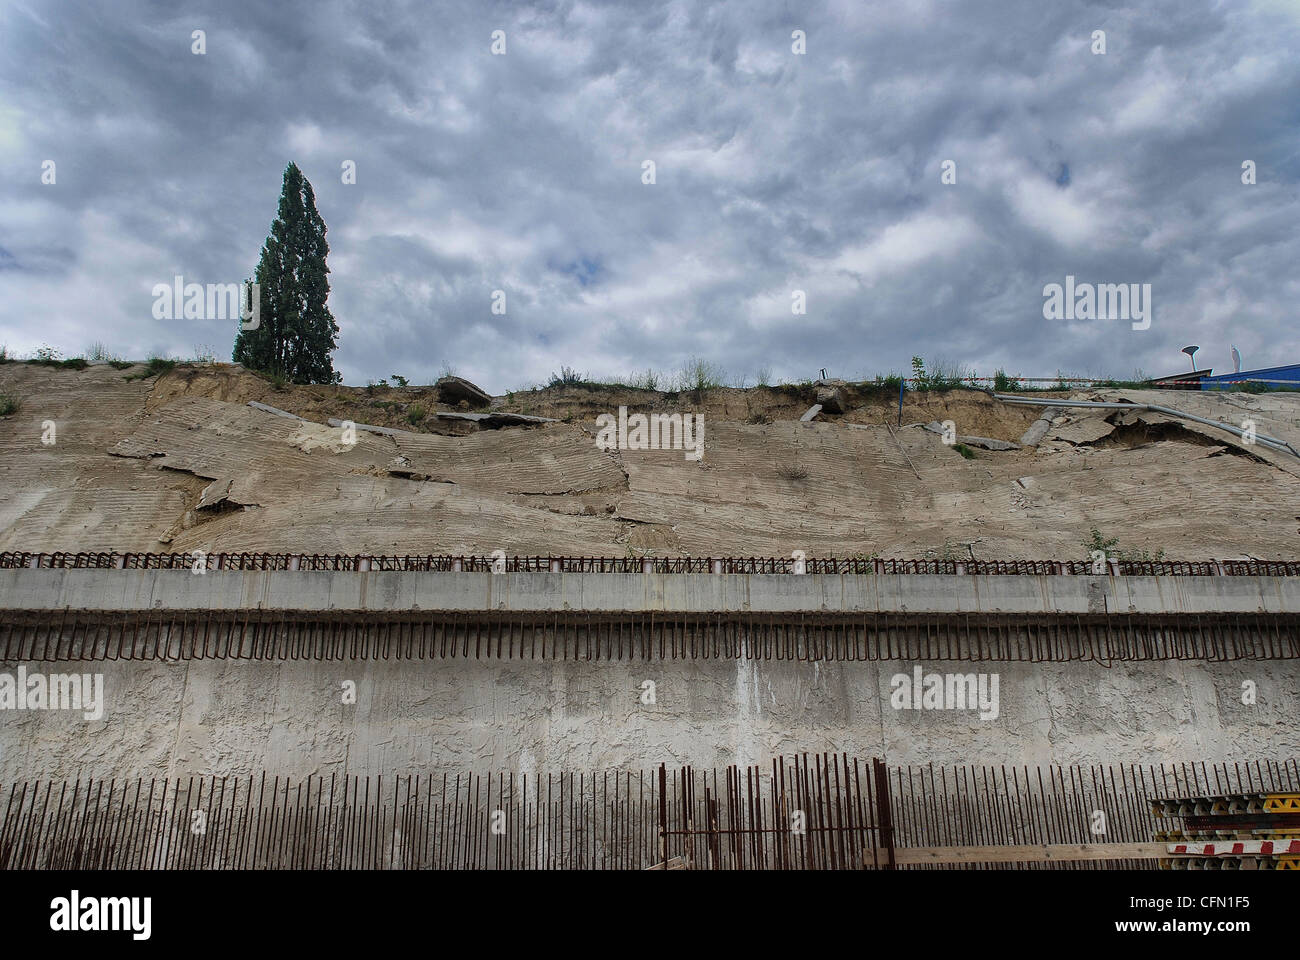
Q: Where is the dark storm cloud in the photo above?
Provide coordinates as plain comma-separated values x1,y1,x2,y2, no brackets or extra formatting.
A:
1,0,1297,389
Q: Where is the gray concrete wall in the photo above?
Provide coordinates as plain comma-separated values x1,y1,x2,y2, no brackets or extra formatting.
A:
2,655,1295,781
4,570,1299,615
3,571,1295,782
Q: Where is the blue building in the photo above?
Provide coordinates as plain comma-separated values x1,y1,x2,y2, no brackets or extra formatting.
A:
1200,363,1300,390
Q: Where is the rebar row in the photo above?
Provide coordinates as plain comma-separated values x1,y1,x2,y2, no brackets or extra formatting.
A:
4,551,1298,576
4,757,1294,870
2,610,1296,662
656,755,887,870
0,771,650,870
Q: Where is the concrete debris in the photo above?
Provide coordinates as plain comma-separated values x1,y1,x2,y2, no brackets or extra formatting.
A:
288,422,359,454
993,389,1300,465
1019,410,1056,447
326,417,412,438
246,401,305,421
960,436,1020,451
813,379,848,414
799,404,824,422
1046,417,1117,445
921,421,1020,450
435,410,557,427
435,375,492,409
195,478,236,510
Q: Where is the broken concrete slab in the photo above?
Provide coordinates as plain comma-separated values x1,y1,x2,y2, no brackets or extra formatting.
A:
435,375,492,409
1019,410,1056,447
326,417,412,438
813,380,848,414
921,421,1020,450
195,478,236,510
247,401,305,421
288,421,359,454
1046,417,1117,445
960,436,1021,451
435,410,557,427
799,404,824,422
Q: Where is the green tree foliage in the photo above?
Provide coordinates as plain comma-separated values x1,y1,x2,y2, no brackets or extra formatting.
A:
233,163,341,383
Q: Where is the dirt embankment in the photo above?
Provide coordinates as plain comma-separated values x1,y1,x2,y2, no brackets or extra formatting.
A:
494,379,1052,441
142,364,1050,443
5,360,1298,560
145,364,479,435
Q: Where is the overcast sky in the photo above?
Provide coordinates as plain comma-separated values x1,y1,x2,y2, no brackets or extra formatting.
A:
1,0,1297,391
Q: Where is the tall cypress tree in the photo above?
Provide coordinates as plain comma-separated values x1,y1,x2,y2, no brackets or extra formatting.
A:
233,163,341,383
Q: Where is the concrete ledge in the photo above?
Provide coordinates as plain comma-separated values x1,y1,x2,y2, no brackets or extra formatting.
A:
2,570,1297,616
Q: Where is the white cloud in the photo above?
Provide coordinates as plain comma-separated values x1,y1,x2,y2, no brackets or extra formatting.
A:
829,214,983,280
1,0,1298,390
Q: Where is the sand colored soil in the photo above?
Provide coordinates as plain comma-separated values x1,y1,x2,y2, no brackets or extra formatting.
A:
2,361,1298,560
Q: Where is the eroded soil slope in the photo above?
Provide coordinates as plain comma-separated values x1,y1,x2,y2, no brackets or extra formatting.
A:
1,362,1298,559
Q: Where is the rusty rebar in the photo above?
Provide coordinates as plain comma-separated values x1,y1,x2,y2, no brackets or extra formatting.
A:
3,551,1298,576
1,608,1294,663
6,755,1291,870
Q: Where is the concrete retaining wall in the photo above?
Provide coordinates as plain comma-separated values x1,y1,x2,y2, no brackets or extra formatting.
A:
1,656,1295,781
3,571,1296,782
4,570,1299,615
